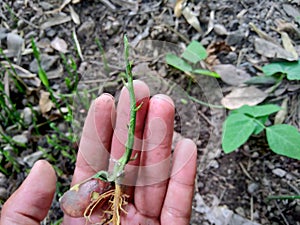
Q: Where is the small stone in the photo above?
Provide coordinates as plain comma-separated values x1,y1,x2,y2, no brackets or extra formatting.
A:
23,107,32,125
226,30,244,46
0,27,8,40
0,187,8,200
46,29,57,38
224,52,237,63
0,172,7,185
12,134,28,145
208,160,219,169
272,168,287,178
214,24,228,36
7,33,24,57
247,182,259,194
23,151,43,167
235,207,245,217
29,54,59,72
77,20,95,38
39,1,54,10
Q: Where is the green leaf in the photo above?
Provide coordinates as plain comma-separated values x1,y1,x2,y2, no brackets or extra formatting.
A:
166,53,192,72
262,60,300,80
222,113,256,153
38,68,49,88
193,69,221,78
234,104,281,118
181,41,207,64
266,124,300,160
253,116,268,135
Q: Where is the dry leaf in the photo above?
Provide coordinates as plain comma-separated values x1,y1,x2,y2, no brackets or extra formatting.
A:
213,64,251,86
254,37,297,61
39,91,54,114
40,15,71,30
174,0,186,17
205,11,215,36
182,6,203,34
69,5,80,24
221,86,267,109
72,28,83,61
274,98,288,124
51,36,68,53
281,32,298,59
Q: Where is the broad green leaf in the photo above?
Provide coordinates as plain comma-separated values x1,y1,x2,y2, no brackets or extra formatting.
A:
193,69,221,78
166,53,192,72
253,116,268,135
234,104,281,118
181,41,207,64
222,113,256,153
262,60,300,80
266,124,300,160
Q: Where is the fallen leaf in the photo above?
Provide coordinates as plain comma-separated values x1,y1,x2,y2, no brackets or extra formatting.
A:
221,86,268,109
69,5,80,25
39,91,54,114
213,64,251,86
274,98,288,124
254,37,297,61
51,36,68,53
40,15,71,30
174,0,186,17
182,5,203,34
281,32,298,59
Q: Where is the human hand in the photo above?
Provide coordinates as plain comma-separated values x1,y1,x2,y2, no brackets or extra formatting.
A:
0,80,197,225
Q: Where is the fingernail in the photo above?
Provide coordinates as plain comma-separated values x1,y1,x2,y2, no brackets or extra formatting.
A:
152,94,174,107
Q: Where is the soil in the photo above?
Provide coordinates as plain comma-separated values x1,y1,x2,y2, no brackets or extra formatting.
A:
0,0,300,224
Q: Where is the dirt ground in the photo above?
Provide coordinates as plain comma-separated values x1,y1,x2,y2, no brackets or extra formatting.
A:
0,0,300,224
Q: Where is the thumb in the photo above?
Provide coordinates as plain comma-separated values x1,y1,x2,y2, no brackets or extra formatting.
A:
0,160,57,225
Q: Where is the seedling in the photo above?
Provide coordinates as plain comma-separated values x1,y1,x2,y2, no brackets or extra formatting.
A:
60,35,140,224
166,40,220,78
262,60,300,80
222,104,300,160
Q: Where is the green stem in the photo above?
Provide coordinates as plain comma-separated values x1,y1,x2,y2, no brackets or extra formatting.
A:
100,35,138,182
267,195,300,201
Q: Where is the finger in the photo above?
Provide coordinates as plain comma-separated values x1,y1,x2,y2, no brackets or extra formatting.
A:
134,94,175,218
62,94,115,225
161,139,197,225
71,93,115,185
1,160,56,225
110,80,150,186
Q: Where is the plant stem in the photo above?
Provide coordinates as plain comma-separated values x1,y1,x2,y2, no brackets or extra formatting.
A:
107,35,138,182
267,195,300,201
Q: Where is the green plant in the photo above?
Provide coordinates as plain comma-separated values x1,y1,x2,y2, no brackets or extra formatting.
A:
222,104,300,160
262,60,300,80
60,35,140,225
166,40,220,78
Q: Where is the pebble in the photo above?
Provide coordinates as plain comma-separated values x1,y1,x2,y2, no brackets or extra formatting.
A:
214,24,228,36
23,107,32,125
23,151,43,167
77,20,95,38
272,168,287,178
29,54,59,73
12,134,28,145
247,182,259,194
7,33,24,56
226,30,244,46
235,206,245,217
0,27,8,40
0,187,8,200
0,172,7,185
